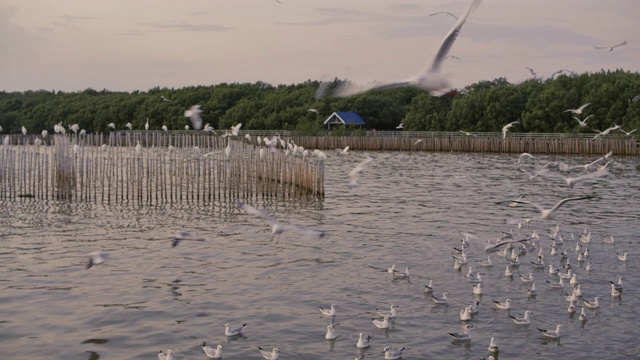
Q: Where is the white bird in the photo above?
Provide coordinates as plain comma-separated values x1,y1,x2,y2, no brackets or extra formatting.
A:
528,282,537,297
472,283,483,295
86,251,108,269
231,123,242,136
488,337,499,353
619,128,637,136
509,195,593,220
617,253,628,262
21,126,27,135
520,273,534,283
569,273,578,286
574,114,594,127
593,40,627,51
459,130,477,137
79,129,86,136
160,95,171,102
376,304,398,318
593,124,622,140
338,145,350,155
568,300,576,314
612,276,623,292
449,324,473,342
501,121,519,139
258,347,279,360
171,231,190,247
41,129,48,139
324,324,337,340
356,333,372,348
202,342,222,359
504,265,513,277
237,202,325,238
162,125,168,132
510,310,532,325
610,282,622,297
583,296,600,309
579,307,588,322
382,346,406,360
224,322,246,336
349,156,373,187
585,261,593,271
432,292,448,304
424,280,434,293
125,122,132,130
108,123,115,130
493,298,511,310
572,284,582,297
460,306,472,320
538,324,562,338
145,118,149,130
319,304,338,316
70,124,79,133
396,123,404,129
158,349,174,360
184,105,203,130
565,103,591,115
323,0,481,98
372,316,391,329
470,300,480,314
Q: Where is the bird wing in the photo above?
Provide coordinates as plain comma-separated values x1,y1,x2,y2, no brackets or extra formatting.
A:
549,195,593,213
237,202,277,226
333,80,411,97
577,103,591,112
613,40,628,48
428,0,482,73
593,45,609,50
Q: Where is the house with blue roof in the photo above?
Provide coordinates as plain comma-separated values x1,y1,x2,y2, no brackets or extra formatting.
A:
323,111,366,130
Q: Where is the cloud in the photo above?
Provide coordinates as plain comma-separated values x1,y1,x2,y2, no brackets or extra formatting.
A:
137,21,232,32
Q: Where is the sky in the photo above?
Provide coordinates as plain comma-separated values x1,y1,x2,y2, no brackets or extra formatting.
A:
1,0,639,93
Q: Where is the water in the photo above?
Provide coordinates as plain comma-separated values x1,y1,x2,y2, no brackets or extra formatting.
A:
1,152,639,359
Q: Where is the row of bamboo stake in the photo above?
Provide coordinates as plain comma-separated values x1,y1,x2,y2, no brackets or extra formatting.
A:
0,134,324,204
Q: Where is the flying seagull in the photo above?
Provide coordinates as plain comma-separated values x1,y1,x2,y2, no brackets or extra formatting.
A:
429,11,459,20
502,121,519,139
593,40,627,52
574,114,593,128
321,0,482,98
564,103,590,115
160,95,171,102
184,105,203,130
525,67,537,77
509,195,593,220
445,55,462,61
237,202,325,238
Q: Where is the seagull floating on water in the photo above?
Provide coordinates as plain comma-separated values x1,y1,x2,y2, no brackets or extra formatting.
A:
382,346,406,360
372,316,391,329
324,324,337,340
356,333,372,348
510,310,532,325
493,298,511,310
319,304,338,316
258,347,279,360
202,342,222,359
488,337,499,352
432,292,448,304
376,304,398,318
158,349,174,360
224,322,246,336
538,324,562,338
449,324,473,342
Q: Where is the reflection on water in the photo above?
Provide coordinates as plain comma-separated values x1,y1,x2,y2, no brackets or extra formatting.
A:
0,152,639,359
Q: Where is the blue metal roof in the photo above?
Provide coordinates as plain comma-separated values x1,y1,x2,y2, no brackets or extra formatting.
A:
323,111,366,125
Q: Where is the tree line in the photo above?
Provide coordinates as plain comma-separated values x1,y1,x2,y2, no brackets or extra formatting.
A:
0,69,638,136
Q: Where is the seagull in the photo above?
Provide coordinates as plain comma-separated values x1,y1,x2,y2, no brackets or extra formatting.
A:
612,276,623,292
162,125,168,132
258,347,279,360
509,195,593,220
460,306,473,320
237,202,325,238
21,126,27,136
324,0,481,98
325,324,337,340
583,296,600,309
432,292,448,304
319,304,338,316
594,40,627,51
202,342,222,359
574,114,594,127
396,123,404,129
231,123,242,136
349,156,374,187
184,105,203,130
445,55,462,61
525,67,537,77
631,95,640,103
538,324,562,338
592,124,622,140
430,11,458,20
619,128,638,136
510,310,532,325
449,324,473,342
171,231,189,247
160,95,171,102
356,333,372,348
158,349,174,360
338,145,350,155
307,108,319,114
488,337,499,353
372,316,391,329
493,298,511,310
86,251,108,269
502,121,519,139
125,122,132,130
145,118,149,130
611,282,622,297
224,323,246,336
382,346,406,360
108,123,115,130
617,252,628,262
564,103,591,115
376,304,398,319
459,130,477,137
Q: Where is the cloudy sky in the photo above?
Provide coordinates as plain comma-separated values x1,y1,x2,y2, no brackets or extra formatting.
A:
1,0,639,93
